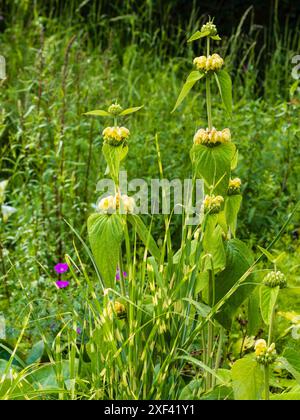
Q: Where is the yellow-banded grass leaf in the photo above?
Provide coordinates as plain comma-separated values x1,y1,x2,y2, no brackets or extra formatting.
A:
119,106,143,116
102,142,128,183
214,239,256,329
84,109,111,116
214,70,232,116
259,285,279,325
190,142,236,196
225,195,242,237
87,213,124,289
172,71,204,113
231,356,264,400
127,214,160,261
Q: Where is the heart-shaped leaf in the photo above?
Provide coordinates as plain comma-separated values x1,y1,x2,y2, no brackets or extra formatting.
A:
191,142,236,196
87,213,124,288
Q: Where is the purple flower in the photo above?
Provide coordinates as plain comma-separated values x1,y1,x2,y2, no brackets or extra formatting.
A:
115,267,127,281
76,327,82,335
55,280,69,289
54,263,69,274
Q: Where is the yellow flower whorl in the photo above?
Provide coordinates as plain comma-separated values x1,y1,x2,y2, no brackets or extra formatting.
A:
193,54,224,72
193,127,231,146
102,126,130,146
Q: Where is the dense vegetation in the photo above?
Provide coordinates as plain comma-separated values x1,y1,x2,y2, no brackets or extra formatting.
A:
0,0,299,400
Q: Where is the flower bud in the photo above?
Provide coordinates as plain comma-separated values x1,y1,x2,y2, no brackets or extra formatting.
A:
263,271,287,289
108,103,123,115
201,21,218,36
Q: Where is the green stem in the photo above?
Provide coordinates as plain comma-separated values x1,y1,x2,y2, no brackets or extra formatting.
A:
206,268,215,390
206,38,212,130
213,326,224,387
268,294,277,346
264,365,270,400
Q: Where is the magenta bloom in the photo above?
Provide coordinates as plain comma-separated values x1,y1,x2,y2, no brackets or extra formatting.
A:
54,263,69,274
115,268,127,281
55,280,69,289
76,327,82,334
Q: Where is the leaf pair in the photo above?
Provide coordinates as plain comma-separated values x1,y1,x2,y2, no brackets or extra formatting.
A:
84,106,143,117
172,69,232,116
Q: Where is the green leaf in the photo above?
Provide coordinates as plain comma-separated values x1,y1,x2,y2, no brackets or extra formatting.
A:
257,245,276,263
215,239,256,329
87,213,124,288
102,142,128,183
271,392,300,400
84,109,111,116
187,30,210,42
231,356,264,400
247,286,262,336
191,142,236,196
26,340,44,364
202,216,226,272
225,195,242,237
231,149,238,170
179,379,203,400
282,348,300,375
211,35,222,41
259,285,279,326
119,106,143,116
127,214,160,261
277,356,300,385
200,386,233,400
182,298,211,317
172,71,204,113
214,70,232,116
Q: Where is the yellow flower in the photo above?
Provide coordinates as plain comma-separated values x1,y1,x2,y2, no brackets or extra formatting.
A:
203,194,224,214
98,195,116,213
114,301,126,314
206,55,213,71
229,177,241,189
121,194,135,213
119,127,130,139
193,128,209,145
254,339,267,356
102,126,130,143
221,128,231,142
211,53,224,70
193,127,231,146
193,56,207,71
